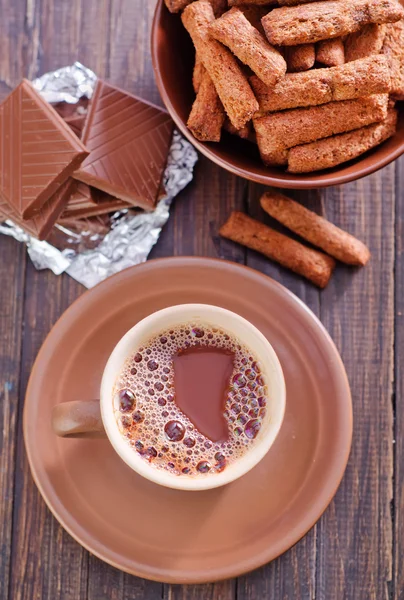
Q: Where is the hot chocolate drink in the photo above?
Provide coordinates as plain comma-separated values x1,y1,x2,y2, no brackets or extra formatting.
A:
113,322,268,477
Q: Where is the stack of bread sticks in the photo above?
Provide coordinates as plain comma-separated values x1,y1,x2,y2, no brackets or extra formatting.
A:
165,0,404,173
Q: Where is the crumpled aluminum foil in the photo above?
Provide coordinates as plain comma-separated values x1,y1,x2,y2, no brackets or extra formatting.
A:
0,63,198,287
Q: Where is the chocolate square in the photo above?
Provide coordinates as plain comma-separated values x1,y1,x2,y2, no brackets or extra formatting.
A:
0,80,88,219
73,80,174,210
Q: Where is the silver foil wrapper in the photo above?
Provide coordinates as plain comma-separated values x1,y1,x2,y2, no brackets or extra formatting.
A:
0,63,198,288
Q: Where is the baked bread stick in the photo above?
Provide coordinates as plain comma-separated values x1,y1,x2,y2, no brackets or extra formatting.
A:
182,1,258,129
209,8,287,88
193,55,205,93
260,191,371,266
228,0,277,5
262,0,404,46
285,44,315,72
316,38,345,67
383,20,404,100
220,211,336,288
253,94,389,166
164,0,191,13
345,24,387,62
188,71,225,141
250,55,391,113
288,108,398,173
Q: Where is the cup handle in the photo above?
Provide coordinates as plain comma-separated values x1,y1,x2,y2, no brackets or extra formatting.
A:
52,400,106,438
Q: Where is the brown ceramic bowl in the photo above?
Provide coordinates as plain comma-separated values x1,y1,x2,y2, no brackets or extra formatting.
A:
151,0,404,189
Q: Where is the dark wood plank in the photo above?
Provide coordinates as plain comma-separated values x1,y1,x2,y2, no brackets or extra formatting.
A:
7,0,113,598
0,236,26,600
165,581,236,600
393,155,404,599
9,267,88,600
237,183,320,600
0,1,41,598
315,170,395,599
154,160,245,600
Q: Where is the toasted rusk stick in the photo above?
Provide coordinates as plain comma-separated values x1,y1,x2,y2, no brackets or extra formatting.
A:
278,0,332,4
288,108,398,173
182,1,258,129
260,191,371,266
209,8,287,88
193,55,205,93
223,118,252,140
253,94,389,166
262,0,404,46
228,0,277,5
188,71,226,142
316,38,345,66
345,24,387,62
220,212,336,288
250,55,391,113
383,20,404,100
164,0,191,13
285,44,315,72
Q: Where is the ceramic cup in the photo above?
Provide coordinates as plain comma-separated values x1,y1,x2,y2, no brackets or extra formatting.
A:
52,304,286,491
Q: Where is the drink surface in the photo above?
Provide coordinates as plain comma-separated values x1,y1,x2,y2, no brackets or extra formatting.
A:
113,322,268,477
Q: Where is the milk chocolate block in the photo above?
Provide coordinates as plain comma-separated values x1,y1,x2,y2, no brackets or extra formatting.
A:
74,80,174,210
0,80,88,220
262,0,404,46
0,178,76,240
61,182,130,219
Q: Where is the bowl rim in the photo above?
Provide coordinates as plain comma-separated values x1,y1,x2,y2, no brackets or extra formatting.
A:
151,0,404,189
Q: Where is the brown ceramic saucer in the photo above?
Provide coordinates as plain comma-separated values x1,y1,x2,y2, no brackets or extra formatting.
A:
24,257,352,584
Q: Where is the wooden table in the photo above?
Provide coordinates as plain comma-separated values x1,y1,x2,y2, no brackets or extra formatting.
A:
0,1,402,598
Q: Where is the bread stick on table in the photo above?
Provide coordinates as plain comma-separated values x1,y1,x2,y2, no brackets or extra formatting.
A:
220,212,336,288
250,55,391,113
182,0,258,129
260,191,371,265
262,0,404,46
288,108,398,173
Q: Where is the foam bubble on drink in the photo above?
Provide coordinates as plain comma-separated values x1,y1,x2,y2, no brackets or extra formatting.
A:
113,323,268,477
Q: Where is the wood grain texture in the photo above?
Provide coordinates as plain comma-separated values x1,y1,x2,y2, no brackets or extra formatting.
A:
393,155,404,600
235,184,320,600
0,0,401,597
0,237,26,600
316,172,395,600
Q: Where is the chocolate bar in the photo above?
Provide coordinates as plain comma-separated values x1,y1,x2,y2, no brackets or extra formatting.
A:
0,80,88,220
61,182,130,219
0,178,76,240
73,80,174,210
